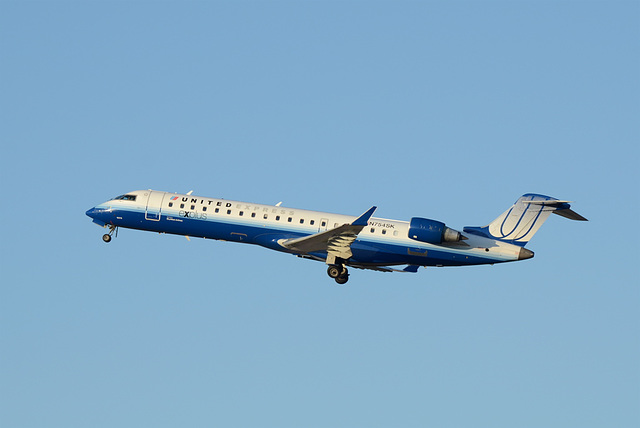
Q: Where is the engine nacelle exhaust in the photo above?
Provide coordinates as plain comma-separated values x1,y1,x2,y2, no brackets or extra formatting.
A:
408,217,465,245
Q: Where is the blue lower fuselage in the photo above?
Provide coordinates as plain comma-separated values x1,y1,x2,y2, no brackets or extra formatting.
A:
86,204,511,268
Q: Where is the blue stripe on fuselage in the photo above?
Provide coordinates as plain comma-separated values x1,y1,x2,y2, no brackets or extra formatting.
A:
107,208,505,268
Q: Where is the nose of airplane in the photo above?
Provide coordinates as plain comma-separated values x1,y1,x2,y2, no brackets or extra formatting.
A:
86,207,98,218
86,206,111,226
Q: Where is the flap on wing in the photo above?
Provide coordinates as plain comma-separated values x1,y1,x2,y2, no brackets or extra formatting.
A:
280,206,377,255
280,223,357,253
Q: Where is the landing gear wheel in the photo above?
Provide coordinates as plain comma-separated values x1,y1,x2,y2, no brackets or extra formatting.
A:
335,275,349,285
102,225,117,243
327,265,342,279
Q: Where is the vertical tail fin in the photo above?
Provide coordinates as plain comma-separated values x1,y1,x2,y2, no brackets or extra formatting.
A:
463,193,587,246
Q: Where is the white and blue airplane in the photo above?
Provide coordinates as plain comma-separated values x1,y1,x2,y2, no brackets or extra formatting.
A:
86,191,587,284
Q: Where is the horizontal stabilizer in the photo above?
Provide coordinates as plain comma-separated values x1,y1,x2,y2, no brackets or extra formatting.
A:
526,198,588,221
526,200,572,205
554,208,588,221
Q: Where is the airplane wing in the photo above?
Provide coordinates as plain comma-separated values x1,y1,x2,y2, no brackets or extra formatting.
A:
294,254,420,273
349,264,421,273
280,206,377,260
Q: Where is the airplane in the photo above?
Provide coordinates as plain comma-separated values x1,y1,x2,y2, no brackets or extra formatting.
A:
86,190,587,284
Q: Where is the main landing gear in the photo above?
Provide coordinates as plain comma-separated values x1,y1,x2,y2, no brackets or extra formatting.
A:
327,264,349,285
102,225,117,243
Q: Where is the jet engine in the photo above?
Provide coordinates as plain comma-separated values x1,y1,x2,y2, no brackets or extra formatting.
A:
408,217,464,244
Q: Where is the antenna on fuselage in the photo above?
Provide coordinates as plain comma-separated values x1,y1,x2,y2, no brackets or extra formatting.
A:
275,201,282,207
186,190,193,195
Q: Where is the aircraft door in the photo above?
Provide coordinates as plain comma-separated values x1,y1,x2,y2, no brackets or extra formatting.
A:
145,191,165,221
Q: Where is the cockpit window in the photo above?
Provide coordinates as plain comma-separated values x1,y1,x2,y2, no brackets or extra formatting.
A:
113,194,137,201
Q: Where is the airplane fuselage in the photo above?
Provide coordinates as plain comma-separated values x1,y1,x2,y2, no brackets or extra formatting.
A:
86,190,531,277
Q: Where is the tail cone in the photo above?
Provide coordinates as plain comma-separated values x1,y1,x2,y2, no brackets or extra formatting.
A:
518,247,535,260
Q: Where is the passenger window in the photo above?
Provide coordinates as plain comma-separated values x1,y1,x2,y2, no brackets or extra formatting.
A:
288,217,292,222
203,207,207,212
300,219,304,224
264,214,268,219
382,229,386,234
191,205,195,210
310,220,315,225
239,211,244,216
321,221,326,227
180,204,185,209
276,216,280,221
227,210,232,215
370,228,375,233
169,202,173,208
251,213,256,218
393,231,398,236
215,208,220,213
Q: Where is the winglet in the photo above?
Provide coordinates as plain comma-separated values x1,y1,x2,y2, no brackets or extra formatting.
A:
352,206,377,226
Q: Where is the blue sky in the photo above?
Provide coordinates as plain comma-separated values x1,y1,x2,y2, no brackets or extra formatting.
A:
1,1,638,427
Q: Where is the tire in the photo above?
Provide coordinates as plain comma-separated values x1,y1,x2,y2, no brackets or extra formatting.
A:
335,275,349,285
327,265,341,278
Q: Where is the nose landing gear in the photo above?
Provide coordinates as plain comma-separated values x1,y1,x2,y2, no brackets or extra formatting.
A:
327,264,349,285
102,225,118,243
